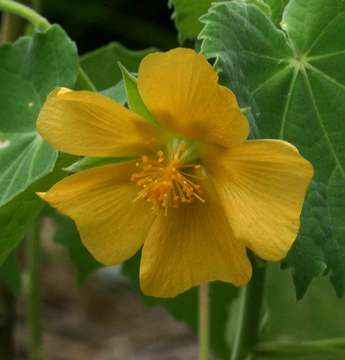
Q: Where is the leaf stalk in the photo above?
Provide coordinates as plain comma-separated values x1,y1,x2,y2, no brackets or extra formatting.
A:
0,0,49,31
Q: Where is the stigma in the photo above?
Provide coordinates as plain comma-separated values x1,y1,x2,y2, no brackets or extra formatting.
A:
131,143,205,214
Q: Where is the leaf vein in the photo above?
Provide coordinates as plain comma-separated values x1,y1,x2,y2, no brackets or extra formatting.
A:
308,49,345,61
252,65,291,95
302,68,345,180
304,12,345,57
305,63,345,92
279,66,299,139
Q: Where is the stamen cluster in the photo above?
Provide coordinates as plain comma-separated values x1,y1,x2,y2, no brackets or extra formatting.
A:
131,144,204,214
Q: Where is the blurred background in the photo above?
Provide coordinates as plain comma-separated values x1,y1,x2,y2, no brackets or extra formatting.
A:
44,0,179,53
1,0,179,50
1,1,345,359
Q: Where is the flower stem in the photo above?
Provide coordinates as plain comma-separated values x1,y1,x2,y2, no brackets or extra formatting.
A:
0,0,49,31
0,284,15,360
199,282,209,360
27,223,43,360
230,261,266,360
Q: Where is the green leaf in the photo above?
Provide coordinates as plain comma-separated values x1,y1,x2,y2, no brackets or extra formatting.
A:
262,263,345,360
265,0,289,23
169,0,215,42
118,63,159,126
0,25,78,265
0,154,77,265
326,167,345,297
200,0,345,297
0,252,21,295
54,215,102,285
169,0,272,42
79,42,155,91
246,0,271,16
0,25,78,207
123,254,238,359
282,181,330,299
101,81,127,104
0,193,43,265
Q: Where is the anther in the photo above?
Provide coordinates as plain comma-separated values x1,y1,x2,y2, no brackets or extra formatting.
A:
131,147,205,213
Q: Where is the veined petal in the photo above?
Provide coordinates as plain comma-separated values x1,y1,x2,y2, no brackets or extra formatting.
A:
139,180,252,298
204,140,314,261
138,48,249,148
37,88,160,157
38,162,155,265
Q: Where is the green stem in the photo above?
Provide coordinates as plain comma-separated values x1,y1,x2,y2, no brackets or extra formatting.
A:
0,284,15,360
199,283,209,360
0,0,49,30
230,261,266,360
27,223,43,360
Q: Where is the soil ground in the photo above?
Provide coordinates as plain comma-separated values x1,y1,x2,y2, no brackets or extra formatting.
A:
15,234,198,359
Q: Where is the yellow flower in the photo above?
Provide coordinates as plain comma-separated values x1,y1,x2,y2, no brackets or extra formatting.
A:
37,48,313,298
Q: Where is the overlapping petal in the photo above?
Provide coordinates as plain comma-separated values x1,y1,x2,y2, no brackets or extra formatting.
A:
137,48,249,148
204,140,313,261
37,88,161,157
140,180,252,298
38,162,155,265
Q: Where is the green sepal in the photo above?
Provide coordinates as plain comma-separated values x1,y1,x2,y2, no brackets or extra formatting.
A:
118,62,160,127
64,156,135,173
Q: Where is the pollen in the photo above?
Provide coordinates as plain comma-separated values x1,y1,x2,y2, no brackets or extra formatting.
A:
131,144,205,214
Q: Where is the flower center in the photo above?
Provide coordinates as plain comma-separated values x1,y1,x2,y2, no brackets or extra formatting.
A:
131,144,205,214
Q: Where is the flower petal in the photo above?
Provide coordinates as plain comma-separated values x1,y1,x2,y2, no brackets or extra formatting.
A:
37,88,160,157
38,162,155,265
138,48,249,148
204,140,314,261
139,180,252,298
